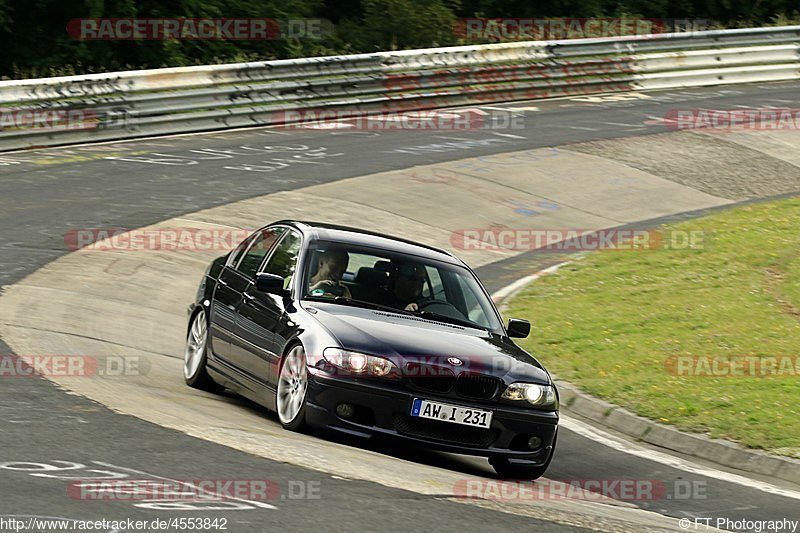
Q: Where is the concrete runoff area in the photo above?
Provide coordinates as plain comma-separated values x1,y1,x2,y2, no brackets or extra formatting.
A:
568,130,800,200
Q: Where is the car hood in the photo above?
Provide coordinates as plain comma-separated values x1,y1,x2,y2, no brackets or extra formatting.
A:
302,301,551,384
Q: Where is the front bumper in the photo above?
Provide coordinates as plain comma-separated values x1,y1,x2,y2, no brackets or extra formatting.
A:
305,369,558,463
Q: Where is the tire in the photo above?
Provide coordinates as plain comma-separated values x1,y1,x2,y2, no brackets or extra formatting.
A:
184,308,222,393
490,431,557,480
276,344,309,432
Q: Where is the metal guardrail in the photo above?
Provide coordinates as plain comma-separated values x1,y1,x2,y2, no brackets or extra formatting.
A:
1,25,799,151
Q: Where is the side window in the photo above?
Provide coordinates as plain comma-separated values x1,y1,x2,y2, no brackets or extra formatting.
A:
235,228,284,278
262,230,302,281
454,274,489,326
229,243,247,267
228,232,254,267
425,266,444,300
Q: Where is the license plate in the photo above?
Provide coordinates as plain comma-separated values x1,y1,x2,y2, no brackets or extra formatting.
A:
410,398,493,429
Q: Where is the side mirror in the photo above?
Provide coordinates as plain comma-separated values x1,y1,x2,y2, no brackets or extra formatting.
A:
255,272,285,295
507,318,531,338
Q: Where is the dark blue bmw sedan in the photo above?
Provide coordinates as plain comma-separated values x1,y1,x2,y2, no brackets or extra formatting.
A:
185,220,558,479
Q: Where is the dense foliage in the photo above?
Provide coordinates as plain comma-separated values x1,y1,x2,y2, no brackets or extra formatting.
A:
1,0,798,78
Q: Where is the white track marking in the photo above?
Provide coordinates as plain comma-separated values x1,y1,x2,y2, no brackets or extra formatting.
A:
560,416,800,501
92,462,277,509
299,122,354,129
479,105,536,112
490,131,527,139
492,263,565,303
432,136,473,141
603,122,644,128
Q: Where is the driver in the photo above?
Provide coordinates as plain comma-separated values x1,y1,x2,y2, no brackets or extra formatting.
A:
382,261,428,311
308,247,352,299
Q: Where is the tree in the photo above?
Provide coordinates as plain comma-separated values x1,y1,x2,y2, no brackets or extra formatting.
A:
356,0,459,50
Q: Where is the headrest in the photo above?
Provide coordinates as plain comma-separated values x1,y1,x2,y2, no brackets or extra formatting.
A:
373,260,392,272
356,267,388,287
394,261,425,278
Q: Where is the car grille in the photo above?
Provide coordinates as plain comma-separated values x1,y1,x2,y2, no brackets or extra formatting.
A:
405,363,455,394
456,373,501,400
392,415,499,448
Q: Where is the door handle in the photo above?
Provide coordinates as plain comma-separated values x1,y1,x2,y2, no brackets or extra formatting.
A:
243,292,255,301
218,278,229,287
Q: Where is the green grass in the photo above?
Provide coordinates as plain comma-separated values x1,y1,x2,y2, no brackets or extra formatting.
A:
506,197,800,456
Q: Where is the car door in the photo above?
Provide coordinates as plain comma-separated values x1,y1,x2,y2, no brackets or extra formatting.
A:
234,229,302,386
209,227,284,370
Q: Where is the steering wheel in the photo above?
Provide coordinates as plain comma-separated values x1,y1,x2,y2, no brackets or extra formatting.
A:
418,300,466,319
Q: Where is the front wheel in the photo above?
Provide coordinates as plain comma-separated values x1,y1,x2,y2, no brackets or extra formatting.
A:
184,308,222,393
277,344,309,431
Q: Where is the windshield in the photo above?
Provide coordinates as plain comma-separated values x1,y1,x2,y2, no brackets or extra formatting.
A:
301,241,503,332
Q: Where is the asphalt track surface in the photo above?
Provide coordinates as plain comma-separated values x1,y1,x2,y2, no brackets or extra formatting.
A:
2,82,800,531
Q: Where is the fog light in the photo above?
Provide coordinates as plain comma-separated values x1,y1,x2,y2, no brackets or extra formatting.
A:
527,436,543,450
336,403,355,419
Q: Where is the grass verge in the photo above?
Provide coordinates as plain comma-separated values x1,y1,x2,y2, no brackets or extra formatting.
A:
506,197,800,456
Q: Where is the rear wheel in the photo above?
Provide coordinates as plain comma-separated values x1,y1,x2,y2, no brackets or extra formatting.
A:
184,308,222,393
277,344,309,431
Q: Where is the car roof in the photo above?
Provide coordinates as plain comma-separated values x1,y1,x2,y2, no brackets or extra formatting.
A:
273,220,462,265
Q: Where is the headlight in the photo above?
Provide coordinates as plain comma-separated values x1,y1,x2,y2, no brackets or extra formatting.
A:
502,383,558,408
322,348,397,377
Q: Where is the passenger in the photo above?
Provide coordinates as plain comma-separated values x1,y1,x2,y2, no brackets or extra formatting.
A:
383,262,428,311
308,247,352,298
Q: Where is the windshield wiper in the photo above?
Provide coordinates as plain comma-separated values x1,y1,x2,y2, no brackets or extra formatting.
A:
417,310,487,330
304,296,413,315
